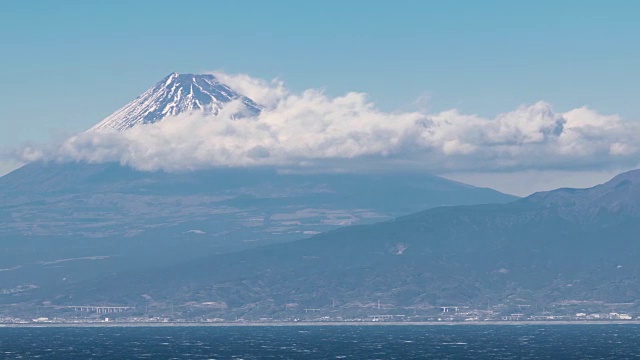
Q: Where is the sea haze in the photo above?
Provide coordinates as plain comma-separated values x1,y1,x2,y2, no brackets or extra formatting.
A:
1,325,640,359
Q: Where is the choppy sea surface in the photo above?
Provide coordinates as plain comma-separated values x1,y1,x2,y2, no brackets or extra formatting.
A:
1,325,640,359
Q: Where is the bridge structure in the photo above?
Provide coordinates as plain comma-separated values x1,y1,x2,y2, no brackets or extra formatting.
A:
68,306,134,314
439,306,469,313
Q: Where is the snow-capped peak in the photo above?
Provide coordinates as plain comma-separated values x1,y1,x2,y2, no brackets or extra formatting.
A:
90,73,262,131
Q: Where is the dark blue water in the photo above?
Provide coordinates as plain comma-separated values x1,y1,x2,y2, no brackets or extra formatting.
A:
1,325,640,359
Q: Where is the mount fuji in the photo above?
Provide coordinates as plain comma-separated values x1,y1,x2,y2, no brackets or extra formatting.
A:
0,73,517,305
91,73,262,131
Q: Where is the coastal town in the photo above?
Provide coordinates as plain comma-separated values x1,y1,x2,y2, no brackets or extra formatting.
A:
2,303,640,325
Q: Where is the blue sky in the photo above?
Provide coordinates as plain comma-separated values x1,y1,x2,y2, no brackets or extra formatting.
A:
1,1,639,193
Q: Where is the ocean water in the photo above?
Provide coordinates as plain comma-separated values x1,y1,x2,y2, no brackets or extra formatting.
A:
1,324,640,359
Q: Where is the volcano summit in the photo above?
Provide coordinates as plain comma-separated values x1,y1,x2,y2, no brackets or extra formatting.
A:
90,73,262,131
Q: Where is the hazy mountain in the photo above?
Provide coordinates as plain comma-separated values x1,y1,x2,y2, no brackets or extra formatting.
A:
0,73,517,301
35,169,640,318
522,169,640,223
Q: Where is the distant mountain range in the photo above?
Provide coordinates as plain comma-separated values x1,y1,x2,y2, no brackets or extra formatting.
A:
42,169,640,319
0,73,516,310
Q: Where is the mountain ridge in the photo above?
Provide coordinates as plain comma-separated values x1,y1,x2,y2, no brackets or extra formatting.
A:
519,169,640,223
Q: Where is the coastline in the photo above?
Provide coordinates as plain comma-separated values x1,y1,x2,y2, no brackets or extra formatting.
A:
3,320,640,328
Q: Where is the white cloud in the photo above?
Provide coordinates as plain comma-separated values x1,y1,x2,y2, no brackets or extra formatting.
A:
12,73,640,176
210,71,287,109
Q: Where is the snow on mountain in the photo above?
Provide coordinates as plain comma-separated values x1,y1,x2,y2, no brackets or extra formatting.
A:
90,73,262,131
